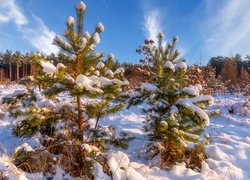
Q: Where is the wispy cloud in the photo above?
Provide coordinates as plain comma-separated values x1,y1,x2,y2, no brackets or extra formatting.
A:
19,16,59,54
0,0,58,54
201,0,250,56
0,0,28,25
141,0,167,46
143,9,164,42
141,1,187,57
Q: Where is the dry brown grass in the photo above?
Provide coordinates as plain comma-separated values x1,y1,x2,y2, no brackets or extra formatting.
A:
161,141,206,171
13,149,56,174
12,139,111,179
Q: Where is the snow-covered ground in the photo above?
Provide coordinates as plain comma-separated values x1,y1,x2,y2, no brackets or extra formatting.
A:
0,84,250,179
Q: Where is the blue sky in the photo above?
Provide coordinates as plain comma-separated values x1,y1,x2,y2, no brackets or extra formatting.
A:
0,0,250,65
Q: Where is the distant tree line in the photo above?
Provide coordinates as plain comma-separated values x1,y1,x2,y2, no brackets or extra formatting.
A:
0,50,71,82
0,49,146,84
209,54,250,77
1,49,250,95
208,54,250,93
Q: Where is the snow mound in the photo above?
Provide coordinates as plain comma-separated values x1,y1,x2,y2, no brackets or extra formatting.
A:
175,61,187,71
76,74,103,93
41,61,56,74
0,155,42,179
107,151,145,180
206,145,231,161
56,63,66,70
105,69,114,77
81,143,99,153
140,83,158,92
107,151,130,180
94,162,111,180
229,97,250,117
76,74,128,94
184,84,203,96
177,98,210,126
107,151,130,171
191,95,214,104
96,62,105,69
4,89,27,98
114,67,125,74
15,143,34,153
165,61,175,71
125,167,145,180
94,70,100,76
89,75,128,87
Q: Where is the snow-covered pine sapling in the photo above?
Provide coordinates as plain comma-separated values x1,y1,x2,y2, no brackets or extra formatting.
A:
52,1,128,141
6,1,128,139
129,33,213,166
3,1,128,177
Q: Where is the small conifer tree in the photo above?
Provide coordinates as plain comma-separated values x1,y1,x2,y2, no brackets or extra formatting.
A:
3,1,128,177
203,65,227,95
221,58,238,92
240,67,250,95
129,33,213,166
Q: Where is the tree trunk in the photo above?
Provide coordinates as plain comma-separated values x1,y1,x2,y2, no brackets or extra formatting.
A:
16,63,19,82
0,69,3,83
26,64,28,76
30,65,33,75
77,95,83,130
22,63,24,78
75,54,84,140
94,117,100,129
9,63,12,81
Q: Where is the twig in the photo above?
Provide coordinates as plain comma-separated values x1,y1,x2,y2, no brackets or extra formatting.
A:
114,154,125,175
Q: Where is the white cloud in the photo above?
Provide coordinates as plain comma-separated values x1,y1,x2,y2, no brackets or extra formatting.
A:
143,9,163,42
0,0,28,25
142,4,188,57
19,16,59,55
0,0,58,54
201,0,250,56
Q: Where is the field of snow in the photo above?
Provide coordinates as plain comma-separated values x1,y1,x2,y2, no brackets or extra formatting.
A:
0,84,249,179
